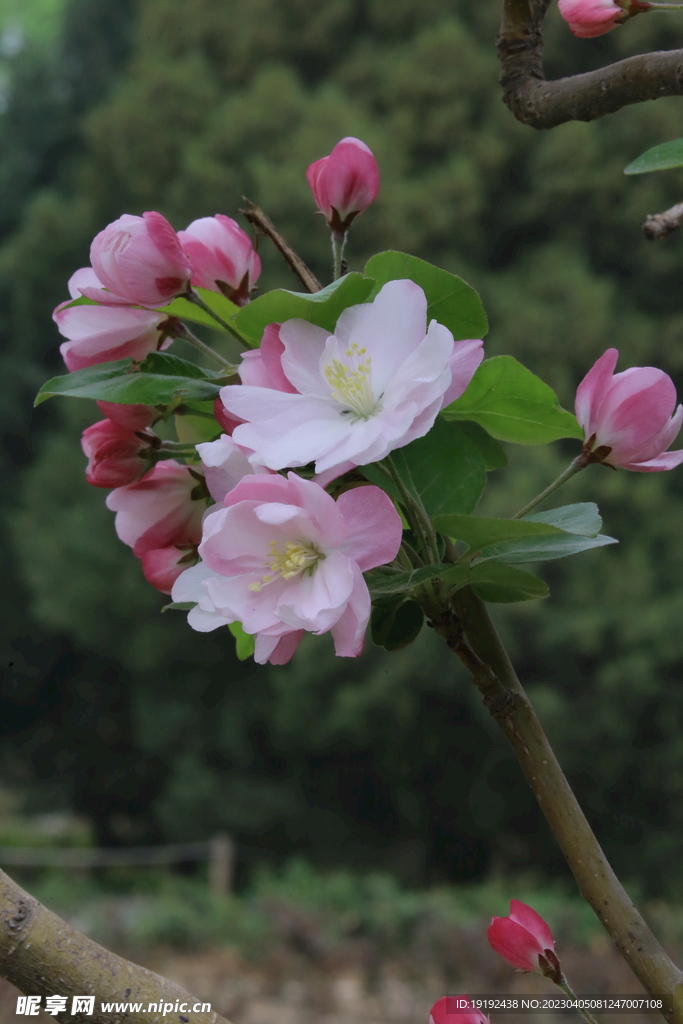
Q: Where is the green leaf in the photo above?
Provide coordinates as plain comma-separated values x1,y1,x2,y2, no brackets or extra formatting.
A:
359,419,487,519
453,420,508,470
442,355,583,444
522,502,602,536
229,621,256,661
365,563,453,595
392,418,487,518
156,286,243,336
175,400,221,444
142,351,224,380
364,251,488,340
468,562,549,603
161,601,197,613
233,273,375,346
59,287,245,338
470,502,617,564
365,560,547,603
433,512,566,551
474,532,617,565
625,138,683,175
35,353,229,407
371,597,424,651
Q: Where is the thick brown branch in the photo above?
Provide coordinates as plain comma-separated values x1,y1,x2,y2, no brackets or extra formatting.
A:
0,870,231,1024
436,589,683,1024
240,199,322,294
643,200,683,238
498,0,683,129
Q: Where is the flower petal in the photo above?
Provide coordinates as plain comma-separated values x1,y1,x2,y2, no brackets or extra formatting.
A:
336,485,403,572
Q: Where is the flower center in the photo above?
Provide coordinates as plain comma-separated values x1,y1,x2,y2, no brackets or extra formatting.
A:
324,342,378,420
248,540,323,591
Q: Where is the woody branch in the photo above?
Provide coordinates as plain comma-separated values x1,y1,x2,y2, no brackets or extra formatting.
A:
498,0,683,129
0,870,231,1024
432,587,683,1024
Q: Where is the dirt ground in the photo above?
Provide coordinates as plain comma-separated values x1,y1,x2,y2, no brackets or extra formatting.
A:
0,930,673,1024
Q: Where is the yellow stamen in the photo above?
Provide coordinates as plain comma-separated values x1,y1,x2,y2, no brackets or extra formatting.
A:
249,539,323,592
324,341,377,420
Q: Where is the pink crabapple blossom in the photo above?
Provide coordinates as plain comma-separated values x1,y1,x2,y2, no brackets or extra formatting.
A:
575,348,683,472
85,212,193,307
54,268,169,371
195,434,272,504
178,215,261,305
171,473,403,665
81,418,155,489
487,900,562,982
429,997,490,1024
219,280,483,476
238,322,298,393
106,461,208,594
306,137,380,232
557,0,651,38
106,460,207,557
212,397,243,436
140,544,200,595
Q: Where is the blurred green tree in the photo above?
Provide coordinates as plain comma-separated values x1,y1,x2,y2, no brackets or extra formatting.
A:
5,0,683,893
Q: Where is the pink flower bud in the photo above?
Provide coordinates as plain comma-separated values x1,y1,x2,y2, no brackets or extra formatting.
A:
88,212,193,307
558,0,651,38
576,348,683,472
54,269,168,371
306,137,379,233
106,461,207,557
430,997,490,1024
141,544,199,594
96,401,158,431
178,215,261,306
81,419,155,488
487,900,562,982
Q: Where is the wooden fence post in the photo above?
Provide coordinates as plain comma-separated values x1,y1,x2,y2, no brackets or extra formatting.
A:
208,833,234,896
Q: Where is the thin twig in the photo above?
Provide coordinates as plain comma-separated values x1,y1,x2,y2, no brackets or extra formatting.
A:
185,288,249,348
168,320,238,372
643,201,683,240
0,869,231,1024
240,199,322,294
498,0,683,130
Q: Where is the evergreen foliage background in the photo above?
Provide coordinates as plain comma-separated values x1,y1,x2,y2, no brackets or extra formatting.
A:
3,0,683,893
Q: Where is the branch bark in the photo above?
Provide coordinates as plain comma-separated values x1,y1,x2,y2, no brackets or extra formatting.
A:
0,870,232,1024
498,0,683,129
643,200,683,237
240,199,322,294
434,588,683,1024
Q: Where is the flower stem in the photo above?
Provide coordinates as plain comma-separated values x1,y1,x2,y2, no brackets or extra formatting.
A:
556,979,601,1024
158,441,201,457
649,3,683,9
186,288,250,348
512,456,586,519
169,320,238,372
331,230,347,281
384,456,441,565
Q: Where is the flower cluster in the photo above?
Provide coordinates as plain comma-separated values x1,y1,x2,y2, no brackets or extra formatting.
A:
49,134,683,667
